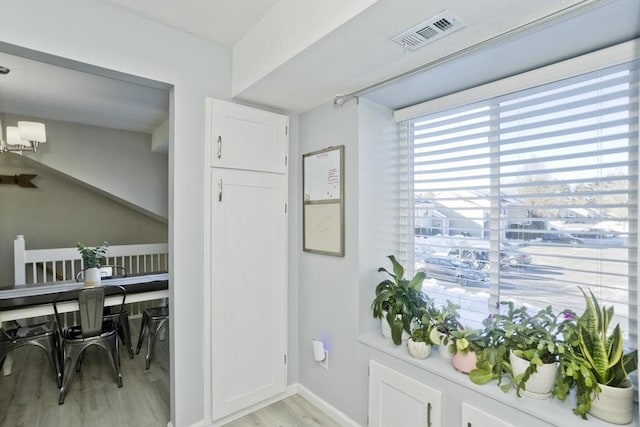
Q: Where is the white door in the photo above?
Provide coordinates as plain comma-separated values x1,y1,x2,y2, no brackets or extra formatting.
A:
210,168,287,419
369,360,442,427
207,98,288,173
461,403,515,427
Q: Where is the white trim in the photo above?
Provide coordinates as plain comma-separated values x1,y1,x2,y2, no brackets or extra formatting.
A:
209,384,297,427
394,38,639,123
297,384,362,427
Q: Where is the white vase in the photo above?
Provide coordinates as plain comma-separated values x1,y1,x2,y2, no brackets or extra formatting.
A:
589,379,634,424
509,350,557,399
83,267,102,287
380,312,410,344
438,343,453,360
407,339,431,359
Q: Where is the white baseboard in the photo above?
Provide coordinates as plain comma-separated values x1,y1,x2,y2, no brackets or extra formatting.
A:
209,384,298,427
189,383,360,427
297,384,361,427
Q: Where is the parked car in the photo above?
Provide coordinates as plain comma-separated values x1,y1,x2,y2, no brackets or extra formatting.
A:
447,247,531,269
415,256,489,286
571,227,618,239
541,232,584,245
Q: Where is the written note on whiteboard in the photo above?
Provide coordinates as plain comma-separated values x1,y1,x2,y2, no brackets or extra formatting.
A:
304,148,341,201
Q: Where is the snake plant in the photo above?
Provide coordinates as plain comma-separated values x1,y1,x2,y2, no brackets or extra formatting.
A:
556,288,638,418
372,255,427,345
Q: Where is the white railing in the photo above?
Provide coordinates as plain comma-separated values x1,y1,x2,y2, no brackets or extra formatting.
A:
13,235,168,285
12,235,169,320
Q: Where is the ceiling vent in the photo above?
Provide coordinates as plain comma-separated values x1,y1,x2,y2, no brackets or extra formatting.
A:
392,11,464,51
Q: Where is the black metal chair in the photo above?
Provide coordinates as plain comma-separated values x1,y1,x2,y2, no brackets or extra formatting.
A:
0,320,62,388
53,285,126,404
136,306,169,370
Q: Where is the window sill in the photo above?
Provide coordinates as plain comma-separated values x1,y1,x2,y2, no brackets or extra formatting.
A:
359,331,638,426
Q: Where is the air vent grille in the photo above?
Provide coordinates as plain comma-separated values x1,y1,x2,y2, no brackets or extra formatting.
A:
392,11,464,51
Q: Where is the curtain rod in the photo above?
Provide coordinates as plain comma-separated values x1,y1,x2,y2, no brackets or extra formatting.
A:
333,0,599,108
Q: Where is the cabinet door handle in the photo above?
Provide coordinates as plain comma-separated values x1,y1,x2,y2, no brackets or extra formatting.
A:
467,423,472,427
217,136,222,159
218,179,223,202
427,402,432,427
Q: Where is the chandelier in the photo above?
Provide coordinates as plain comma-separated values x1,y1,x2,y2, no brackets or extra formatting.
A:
0,120,47,155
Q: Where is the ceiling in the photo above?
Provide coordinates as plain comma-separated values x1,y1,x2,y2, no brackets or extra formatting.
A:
0,0,638,145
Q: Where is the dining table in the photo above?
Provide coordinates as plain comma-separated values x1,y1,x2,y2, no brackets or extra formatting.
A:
0,272,169,375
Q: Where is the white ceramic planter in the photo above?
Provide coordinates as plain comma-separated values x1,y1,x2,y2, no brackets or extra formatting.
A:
438,343,453,360
452,350,478,373
509,351,557,399
380,312,410,344
590,379,634,425
83,267,102,287
407,339,431,359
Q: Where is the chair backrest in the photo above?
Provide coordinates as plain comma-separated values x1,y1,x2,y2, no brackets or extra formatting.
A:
78,287,106,337
53,285,126,337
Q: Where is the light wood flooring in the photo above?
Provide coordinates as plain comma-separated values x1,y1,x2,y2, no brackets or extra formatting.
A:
1,319,340,427
0,317,170,427
223,394,340,427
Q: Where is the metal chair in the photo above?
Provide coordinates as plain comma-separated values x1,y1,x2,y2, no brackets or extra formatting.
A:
0,320,62,388
136,306,169,370
53,285,126,404
76,265,134,359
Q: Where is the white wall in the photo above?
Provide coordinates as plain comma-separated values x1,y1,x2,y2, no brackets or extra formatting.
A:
296,98,398,424
0,1,231,425
2,113,168,220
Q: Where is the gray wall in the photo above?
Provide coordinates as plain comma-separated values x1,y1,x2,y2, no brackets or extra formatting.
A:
296,98,399,424
0,154,168,287
1,1,232,424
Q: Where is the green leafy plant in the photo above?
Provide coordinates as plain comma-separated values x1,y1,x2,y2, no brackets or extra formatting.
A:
556,288,638,418
410,314,437,344
470,301,574,395
448,327,486,356
76,241,109,269
372,255,428,345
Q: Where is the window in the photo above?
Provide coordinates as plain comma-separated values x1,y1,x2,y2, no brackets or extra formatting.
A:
398,51,638,348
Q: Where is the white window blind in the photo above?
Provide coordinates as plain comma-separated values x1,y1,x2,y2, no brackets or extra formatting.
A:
401,58,639,347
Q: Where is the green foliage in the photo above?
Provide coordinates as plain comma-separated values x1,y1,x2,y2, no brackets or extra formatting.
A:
448,327,486,355
76,241,109,268
556,288,638,418
372,255,428,345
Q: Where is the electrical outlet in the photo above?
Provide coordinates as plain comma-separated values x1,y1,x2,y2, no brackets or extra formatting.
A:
319,351,329,370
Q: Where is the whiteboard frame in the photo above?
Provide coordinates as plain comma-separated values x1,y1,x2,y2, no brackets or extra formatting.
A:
302,146,345,256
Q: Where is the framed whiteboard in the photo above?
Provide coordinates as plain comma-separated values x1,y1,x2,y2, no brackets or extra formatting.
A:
302,146,344,256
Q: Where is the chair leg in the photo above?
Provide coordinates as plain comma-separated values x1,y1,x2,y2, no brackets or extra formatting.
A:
59,345,84,405
103,335,123,388
135,316,147,355
119,315,134,359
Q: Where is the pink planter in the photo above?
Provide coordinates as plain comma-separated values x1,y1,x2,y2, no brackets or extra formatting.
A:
452,351,478,373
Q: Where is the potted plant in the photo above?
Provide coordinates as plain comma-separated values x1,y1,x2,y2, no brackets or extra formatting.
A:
471,301,574,399
555,289,638,423
407,314,436,359
426,300,462,360
448,327,485,373
372,255,428,345
76,241,109,286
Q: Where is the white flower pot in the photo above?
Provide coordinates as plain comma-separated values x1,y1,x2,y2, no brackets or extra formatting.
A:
407,339,431,359
83,267,102,287
590,379,634,424
380,312,410,344
438,343,453,360
509,351,557,399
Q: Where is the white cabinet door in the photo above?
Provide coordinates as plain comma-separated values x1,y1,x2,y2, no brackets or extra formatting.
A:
369,360,442,427
207,98,288,174
211,167,287,419
461,403,515,427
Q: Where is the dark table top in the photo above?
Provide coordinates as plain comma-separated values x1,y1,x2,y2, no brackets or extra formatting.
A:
0,272,168,311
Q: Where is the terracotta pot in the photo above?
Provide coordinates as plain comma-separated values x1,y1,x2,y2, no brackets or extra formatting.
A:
509,350,557,399
452,350,478,373
407,339,431,359
590,379,634,424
